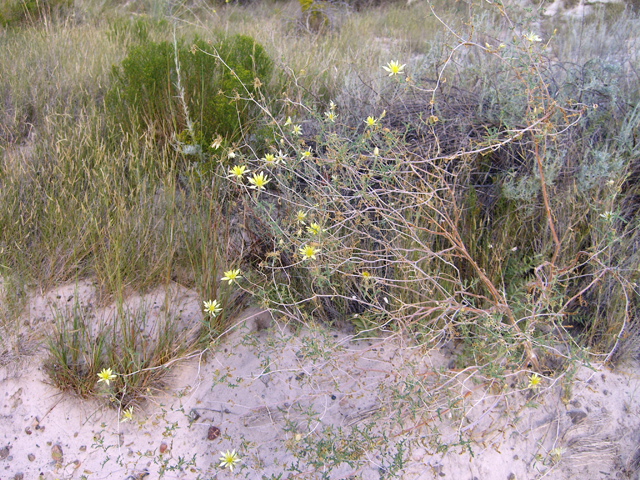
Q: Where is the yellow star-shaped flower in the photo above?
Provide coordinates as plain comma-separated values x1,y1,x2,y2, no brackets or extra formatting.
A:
300,245,320,260
306,222,322,235
221,269,242,285
528,373,541,389
296,210,308,224
229,165,248,179
97,368,117,386
248,172,271,191
203,299,222,317
121,406,134,422
382,60,406,76
364,116,378,127
263,153,277,165
324,111,337,122
219,449,241,471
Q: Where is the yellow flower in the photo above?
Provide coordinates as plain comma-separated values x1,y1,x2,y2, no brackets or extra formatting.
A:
364,116,378,127
284,116,292,126
221,269,242,285
382,60,406,76
600,211,615,221
292,124,302,136
121,406,134,422
324,111,337,122
329,100,336,111
229,165,249,179
524,32,542,43
301,148,312,159
248,172,270,190
218,449,241,471
204,299,222,317
362,271,371,278
300,244,320,260
306,222,322,235
296,210,308,224
97,368,116,386
528,373,541,389
262,153,275,165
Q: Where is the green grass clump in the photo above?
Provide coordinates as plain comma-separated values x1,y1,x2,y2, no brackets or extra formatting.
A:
44,301,107,398
106,33,273,151
45,298,200,407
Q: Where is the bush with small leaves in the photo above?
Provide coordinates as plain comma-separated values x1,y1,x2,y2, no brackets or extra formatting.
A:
106,34,273,154
0,0,71,27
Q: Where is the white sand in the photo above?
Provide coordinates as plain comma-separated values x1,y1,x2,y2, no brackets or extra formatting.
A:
2,281,640,479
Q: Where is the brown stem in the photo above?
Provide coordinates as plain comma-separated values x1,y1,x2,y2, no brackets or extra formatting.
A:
454,234,540,370
532,133,561,266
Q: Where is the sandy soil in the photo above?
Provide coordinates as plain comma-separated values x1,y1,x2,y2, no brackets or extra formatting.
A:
2,281,640,480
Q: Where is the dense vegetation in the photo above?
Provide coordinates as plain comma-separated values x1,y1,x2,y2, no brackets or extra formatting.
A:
0,0,638,470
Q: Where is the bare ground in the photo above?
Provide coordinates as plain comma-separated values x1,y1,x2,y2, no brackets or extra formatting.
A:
2,281,640,480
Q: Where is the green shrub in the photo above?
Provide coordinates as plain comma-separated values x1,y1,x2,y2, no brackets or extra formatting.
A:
106,34,272,152
0,0,71,27
298,0,331,32
106,15,170,45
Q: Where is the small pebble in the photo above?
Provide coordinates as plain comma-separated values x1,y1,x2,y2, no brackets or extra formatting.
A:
0,446,10,460
567,410,587,425
28,454,35,462
411,447,426,461
51,444,63,463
